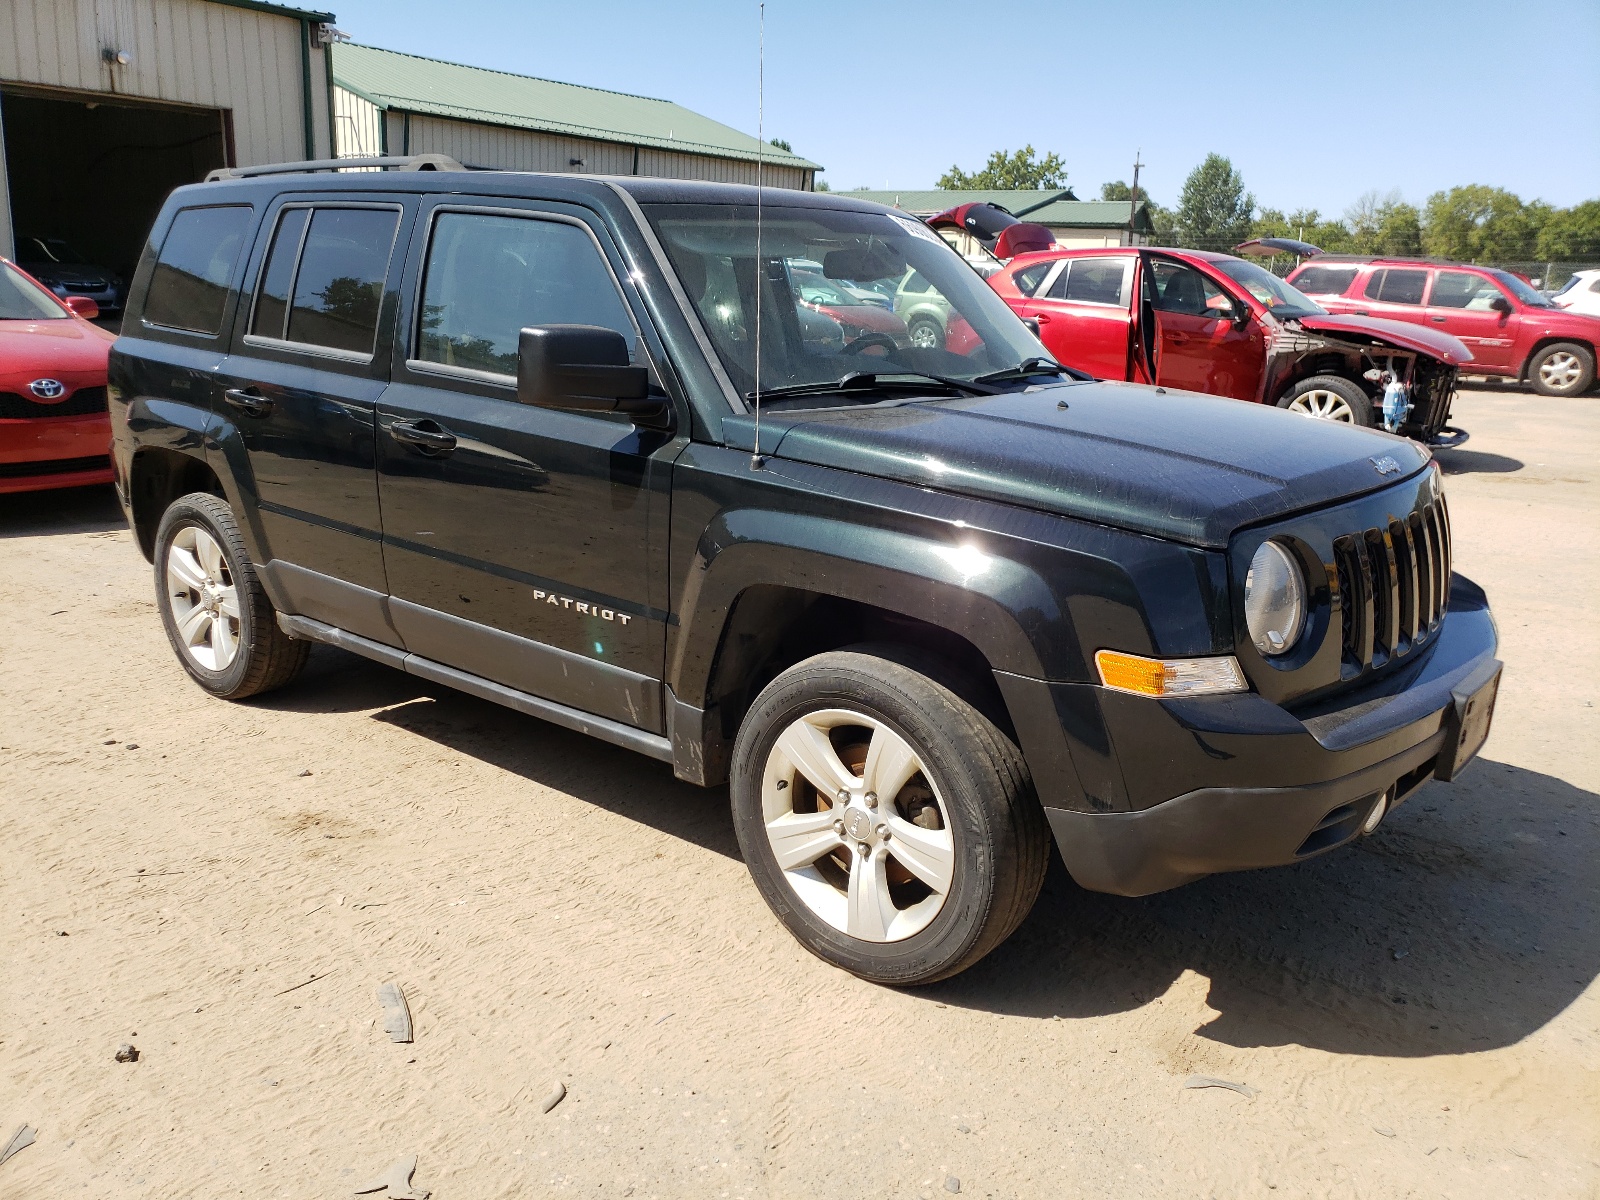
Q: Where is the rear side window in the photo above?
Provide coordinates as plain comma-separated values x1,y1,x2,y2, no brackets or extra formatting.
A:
1012,261,1053,296
415,211,633,377
1363,268,1428,306
143,206,252,334
1051,257,1126,305
249,205,400,356
1290,266,1357,295
1429,270,1503,309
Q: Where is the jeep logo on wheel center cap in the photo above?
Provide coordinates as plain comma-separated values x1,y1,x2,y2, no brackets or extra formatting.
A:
28,378,66,400
843,809,874,840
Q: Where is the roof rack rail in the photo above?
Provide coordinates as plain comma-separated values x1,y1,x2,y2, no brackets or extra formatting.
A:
205,153,464,182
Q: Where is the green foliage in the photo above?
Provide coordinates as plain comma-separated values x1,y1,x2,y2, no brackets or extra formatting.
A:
1345,190,1423,256
1099,180,1137,201
1174,154,1255,249
769,138,792,152
1252,207,1356,254
938,146,1067,191
1101,180,1174,243
812,178,832,192
1422,185,1546,260
1535,199,1600,259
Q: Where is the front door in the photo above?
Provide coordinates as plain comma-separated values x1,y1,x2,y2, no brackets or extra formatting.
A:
217,197,412,641
1141,255,1264,400
1424,269,1516,372
1020,254,1136,380
376,200,679,733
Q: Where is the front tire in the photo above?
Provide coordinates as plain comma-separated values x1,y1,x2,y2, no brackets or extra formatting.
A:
730,648,1049,985
1278,374,1373,426
154,493,309,699
907,317,943,351
1527,342,1594,396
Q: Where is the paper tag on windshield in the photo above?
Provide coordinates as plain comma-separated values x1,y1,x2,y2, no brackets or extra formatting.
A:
888,214,944,245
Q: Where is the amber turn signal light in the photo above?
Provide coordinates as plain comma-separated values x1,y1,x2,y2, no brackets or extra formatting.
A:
1094,649,1247,698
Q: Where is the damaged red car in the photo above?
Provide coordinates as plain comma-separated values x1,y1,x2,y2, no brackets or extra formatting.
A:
939,207,1473,444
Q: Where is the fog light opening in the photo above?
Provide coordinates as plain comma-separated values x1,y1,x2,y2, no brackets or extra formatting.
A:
1361,789,1393,836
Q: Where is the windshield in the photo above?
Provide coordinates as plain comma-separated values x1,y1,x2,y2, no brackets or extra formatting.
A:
1487,268,1550,307
1215,258,1324,317
643,203,1045,401
21,237,87,265
0,261,68,320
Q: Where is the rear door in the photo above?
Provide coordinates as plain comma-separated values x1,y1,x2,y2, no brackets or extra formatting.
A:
1351,266,1431,325
374,197,680,732
1424,269,1516,372
1140,255,1263,400
215,195,415,643
1019,254,1136,379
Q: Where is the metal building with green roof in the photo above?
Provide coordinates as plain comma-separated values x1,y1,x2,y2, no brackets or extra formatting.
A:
331,42,819,189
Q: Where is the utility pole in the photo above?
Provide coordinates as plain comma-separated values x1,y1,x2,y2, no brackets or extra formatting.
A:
1128,150,1143,245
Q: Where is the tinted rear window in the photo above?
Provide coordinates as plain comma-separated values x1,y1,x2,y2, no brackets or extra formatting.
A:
1058,257,1126,305
1012,261,1053,297
143,206,252,334
1364,268,1428,306
286,208,400,354
1290,266,1357,295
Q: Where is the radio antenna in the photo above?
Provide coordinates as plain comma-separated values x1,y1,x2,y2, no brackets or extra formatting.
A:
750,0,766,469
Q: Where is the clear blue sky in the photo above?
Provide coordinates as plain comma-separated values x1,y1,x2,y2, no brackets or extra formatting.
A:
324,0,1600,216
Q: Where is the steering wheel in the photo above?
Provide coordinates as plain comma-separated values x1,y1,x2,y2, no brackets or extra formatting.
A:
842,333,899,356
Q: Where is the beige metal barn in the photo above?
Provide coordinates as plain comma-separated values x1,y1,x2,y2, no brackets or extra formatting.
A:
331,43,819,191
0,0,340,287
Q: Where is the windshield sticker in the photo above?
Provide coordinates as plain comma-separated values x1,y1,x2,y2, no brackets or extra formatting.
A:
889,214,944,245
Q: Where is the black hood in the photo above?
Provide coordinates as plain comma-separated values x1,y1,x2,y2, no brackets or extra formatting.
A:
725,380,1431,548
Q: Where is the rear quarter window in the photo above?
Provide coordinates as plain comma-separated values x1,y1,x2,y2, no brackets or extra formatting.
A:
1363,268,1428,306
142,206,253,335
1011,261,1053,297
1289,265,1357,296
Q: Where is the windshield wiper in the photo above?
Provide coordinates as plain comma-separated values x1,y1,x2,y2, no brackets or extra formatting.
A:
744,370,998,401
973,357,1088,384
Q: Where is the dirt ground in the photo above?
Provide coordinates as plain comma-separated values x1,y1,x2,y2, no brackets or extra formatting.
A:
1,386,1596,1199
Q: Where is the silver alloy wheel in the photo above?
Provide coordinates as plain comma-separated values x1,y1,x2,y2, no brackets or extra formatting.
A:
1538,350,1583,391
166,525,241,672
761,708,954,943
909,321,941,350
1287,388,1356,422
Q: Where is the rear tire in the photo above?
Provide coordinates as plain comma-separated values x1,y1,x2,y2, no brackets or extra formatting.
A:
1527,342,1594,396
730,647,1049,986
1277,374,1373,426
154,493,309,700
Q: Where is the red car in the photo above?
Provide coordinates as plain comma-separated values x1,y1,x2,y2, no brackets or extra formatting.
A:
1286,256,1600,397
792,270,910,347
987,245,1473,443
0,258,115,494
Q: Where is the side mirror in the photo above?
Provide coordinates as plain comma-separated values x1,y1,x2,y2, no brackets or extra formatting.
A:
516,325,661,419
63,295,100,320
1489,294,1513,315
1022,316,1042,339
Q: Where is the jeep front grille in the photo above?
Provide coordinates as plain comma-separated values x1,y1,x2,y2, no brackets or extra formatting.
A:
0,386,109,420
1332,493,1451,672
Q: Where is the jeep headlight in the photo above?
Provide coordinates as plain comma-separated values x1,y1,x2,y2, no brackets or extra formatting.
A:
1245,541,1305,657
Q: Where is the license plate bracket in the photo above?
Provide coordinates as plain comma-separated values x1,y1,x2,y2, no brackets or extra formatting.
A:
1434,659,1501,782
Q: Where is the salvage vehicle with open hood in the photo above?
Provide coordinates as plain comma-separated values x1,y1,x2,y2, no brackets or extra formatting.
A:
110,161,1499,985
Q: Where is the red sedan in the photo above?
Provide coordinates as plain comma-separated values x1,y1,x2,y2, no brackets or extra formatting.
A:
792,271,910,348
0,258,115,494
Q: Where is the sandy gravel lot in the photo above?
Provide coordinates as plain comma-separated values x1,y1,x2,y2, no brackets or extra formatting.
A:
2,387,1597,1199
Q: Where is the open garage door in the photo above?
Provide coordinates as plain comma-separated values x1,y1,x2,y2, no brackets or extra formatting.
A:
1,87,228,316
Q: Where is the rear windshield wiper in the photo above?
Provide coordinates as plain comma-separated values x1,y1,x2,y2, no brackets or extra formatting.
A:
744,370,999,401
973,357,1089,384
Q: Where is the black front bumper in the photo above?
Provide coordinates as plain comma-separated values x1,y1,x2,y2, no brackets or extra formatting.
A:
999,575,1499,896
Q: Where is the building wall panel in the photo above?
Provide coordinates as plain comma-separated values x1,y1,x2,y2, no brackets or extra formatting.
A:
334,86,383,158
0,0,329,163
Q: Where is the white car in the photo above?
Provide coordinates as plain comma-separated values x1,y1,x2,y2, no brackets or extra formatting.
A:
1551,269,1600,316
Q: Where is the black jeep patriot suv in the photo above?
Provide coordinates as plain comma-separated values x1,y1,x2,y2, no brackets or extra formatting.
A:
108,157,1500,985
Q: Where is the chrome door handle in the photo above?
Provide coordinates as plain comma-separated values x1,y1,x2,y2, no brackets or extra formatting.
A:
389,418,457,454
223,388,273,417
1430,315,1448,323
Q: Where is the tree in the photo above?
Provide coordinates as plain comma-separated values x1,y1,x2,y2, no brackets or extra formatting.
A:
1173,153,1254,249
938,146,1067,190
812,178,832,192
1344,190,1422,256
1537,199,1600,259
1422,185,1544,260
1252,207,1355,255
768,138,792,152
